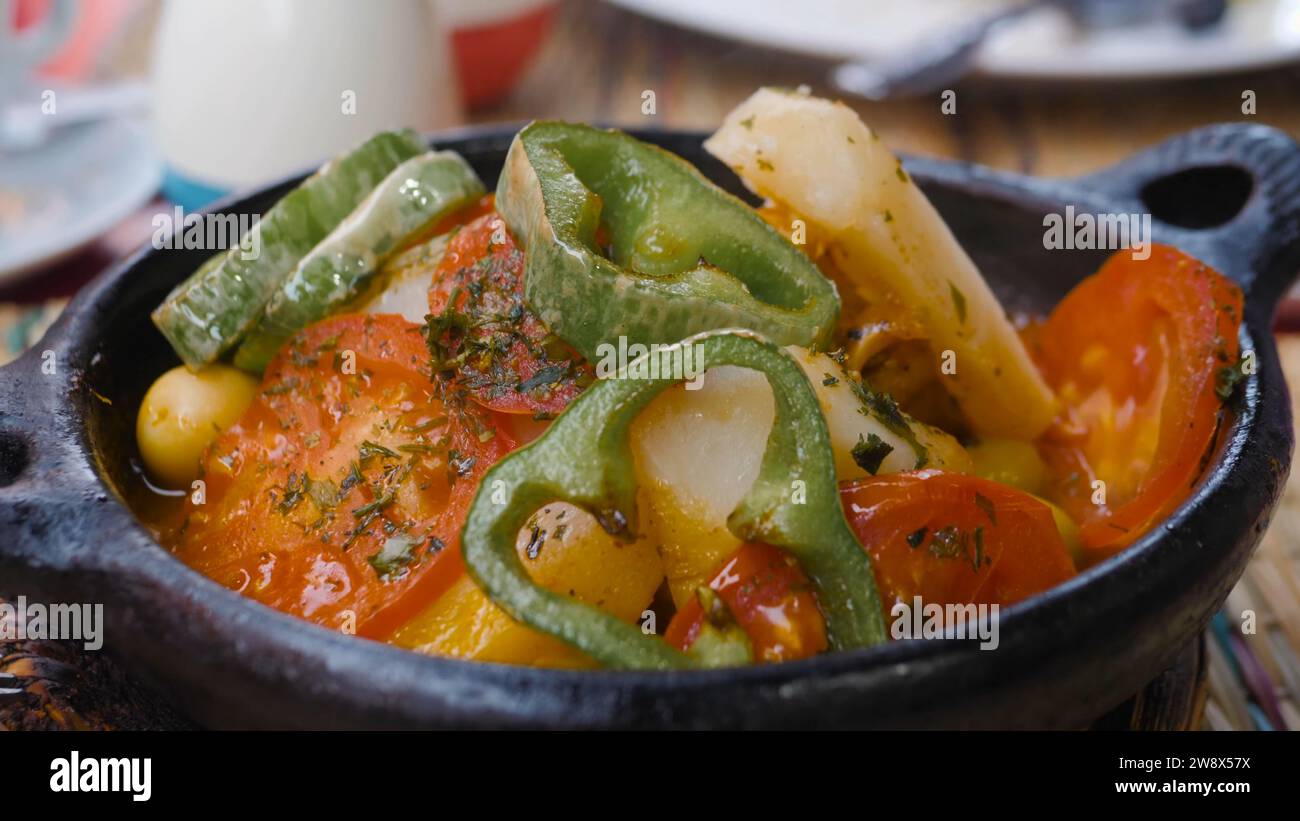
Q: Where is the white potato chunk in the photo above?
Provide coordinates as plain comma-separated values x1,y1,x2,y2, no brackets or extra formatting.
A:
630,366,772,604
785,346,973,480
705,88,1057,439
355,234,449,323
629,349,970,605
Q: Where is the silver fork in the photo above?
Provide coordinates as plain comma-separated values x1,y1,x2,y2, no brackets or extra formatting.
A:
829,0,1228,100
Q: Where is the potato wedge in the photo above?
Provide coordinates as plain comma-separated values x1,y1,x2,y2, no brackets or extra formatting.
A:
705,88,1056,439
630,350,971,606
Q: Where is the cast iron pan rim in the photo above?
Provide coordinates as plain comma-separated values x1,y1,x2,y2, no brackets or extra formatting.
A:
2,122,1291,703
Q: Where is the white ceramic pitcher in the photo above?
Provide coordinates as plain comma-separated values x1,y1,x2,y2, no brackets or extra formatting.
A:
151,0,462,204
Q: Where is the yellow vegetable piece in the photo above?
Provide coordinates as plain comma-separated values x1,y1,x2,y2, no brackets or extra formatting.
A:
390,503,664,666
968,437,1050,498
1035,494,1084,568
964,439,1082,563
135,364,258,487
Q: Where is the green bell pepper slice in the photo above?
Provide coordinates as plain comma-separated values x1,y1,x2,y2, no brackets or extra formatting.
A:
460,329,886,670
232,150,486,373
495,122,840,363
153,129,427,368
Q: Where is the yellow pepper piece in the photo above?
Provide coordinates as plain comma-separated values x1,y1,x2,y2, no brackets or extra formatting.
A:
390,503,664,667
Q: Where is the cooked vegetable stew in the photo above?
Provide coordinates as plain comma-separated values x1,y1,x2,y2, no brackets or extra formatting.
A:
134,88,1246,669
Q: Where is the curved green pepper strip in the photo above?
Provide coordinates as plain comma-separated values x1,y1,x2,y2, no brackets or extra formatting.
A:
460,330,885,670
494,122,840,362
233,150,486,373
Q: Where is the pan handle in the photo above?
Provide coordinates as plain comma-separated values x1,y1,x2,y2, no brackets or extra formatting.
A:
0,356,40,492
1068,123,1300,314
0,351,89,584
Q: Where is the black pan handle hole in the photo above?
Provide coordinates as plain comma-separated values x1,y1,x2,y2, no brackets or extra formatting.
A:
0,433,29,488
1139,165,1254,230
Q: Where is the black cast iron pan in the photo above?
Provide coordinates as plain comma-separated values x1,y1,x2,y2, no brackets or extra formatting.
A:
0,123,1297,728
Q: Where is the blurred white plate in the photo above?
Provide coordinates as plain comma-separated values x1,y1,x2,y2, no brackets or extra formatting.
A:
0,117,161,282
607,0,1300,80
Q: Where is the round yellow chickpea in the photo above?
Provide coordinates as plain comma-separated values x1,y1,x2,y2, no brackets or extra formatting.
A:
136,365,258,487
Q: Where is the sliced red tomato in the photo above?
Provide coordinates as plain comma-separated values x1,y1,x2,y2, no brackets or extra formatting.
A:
165,313,518,640
1032,245,1243,562
428,211,591,415
664,542,828,663
841,471,1076,618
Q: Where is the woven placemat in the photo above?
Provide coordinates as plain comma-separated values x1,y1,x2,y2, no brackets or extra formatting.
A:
1201,336,1300,730
0,300,65,367
0,302,1291,729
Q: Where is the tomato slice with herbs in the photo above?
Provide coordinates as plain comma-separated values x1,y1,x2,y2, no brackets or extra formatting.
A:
427,211,591,415
841,470,1076,619
165,313,517,639
664,542,828,663
1032,245,1243,562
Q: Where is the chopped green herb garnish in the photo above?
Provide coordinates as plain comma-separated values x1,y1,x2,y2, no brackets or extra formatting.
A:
851,432,894,475
340,461,364,494
368,533,422,580
974,491,997,525
919,524,990,573
927,525,966,560
849,378,929,468
403,416,447,433
906,527,927,549
1215,364,1245,400
518,363,570,394
358,440,399,461
397,443,437,454
277,472,308,515
264,378,301,396
352,491,395,520
448,449,476,480
524,524,546,560
308,477,338,510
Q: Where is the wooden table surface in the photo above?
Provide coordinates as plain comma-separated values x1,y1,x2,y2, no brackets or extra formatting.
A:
3,0,1298,730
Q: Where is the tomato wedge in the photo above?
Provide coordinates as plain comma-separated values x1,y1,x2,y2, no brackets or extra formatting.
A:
165,313,517,639
1032,245,1243,562
428,211,591,415
841,471,1076,618
664,542,828,663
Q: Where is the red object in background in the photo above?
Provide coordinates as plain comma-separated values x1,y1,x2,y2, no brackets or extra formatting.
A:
12,0,47,28
452,1,556,109
13,0,143,81
17,0,550,102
